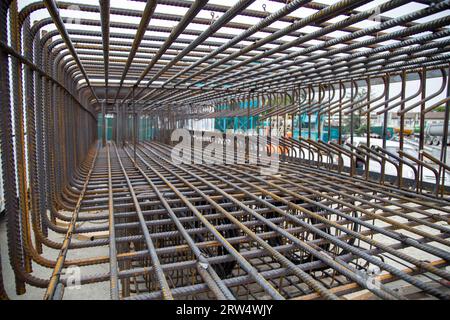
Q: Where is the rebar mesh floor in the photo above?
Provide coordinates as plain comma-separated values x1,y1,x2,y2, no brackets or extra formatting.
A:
56,141,450,300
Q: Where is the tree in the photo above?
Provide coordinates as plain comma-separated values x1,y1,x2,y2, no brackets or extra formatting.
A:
433,105,446,112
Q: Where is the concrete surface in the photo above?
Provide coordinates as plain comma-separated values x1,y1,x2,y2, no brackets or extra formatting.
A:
0,214,110,300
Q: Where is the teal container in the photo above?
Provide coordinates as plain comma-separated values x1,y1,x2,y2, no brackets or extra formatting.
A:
97,113,113,141
292,113,339,142
98,114,154,141
214,100,259,132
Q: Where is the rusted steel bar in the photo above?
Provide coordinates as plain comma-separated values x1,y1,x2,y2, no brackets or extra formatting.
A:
113,0,157,104
44,147,99,300
43,0,100,105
